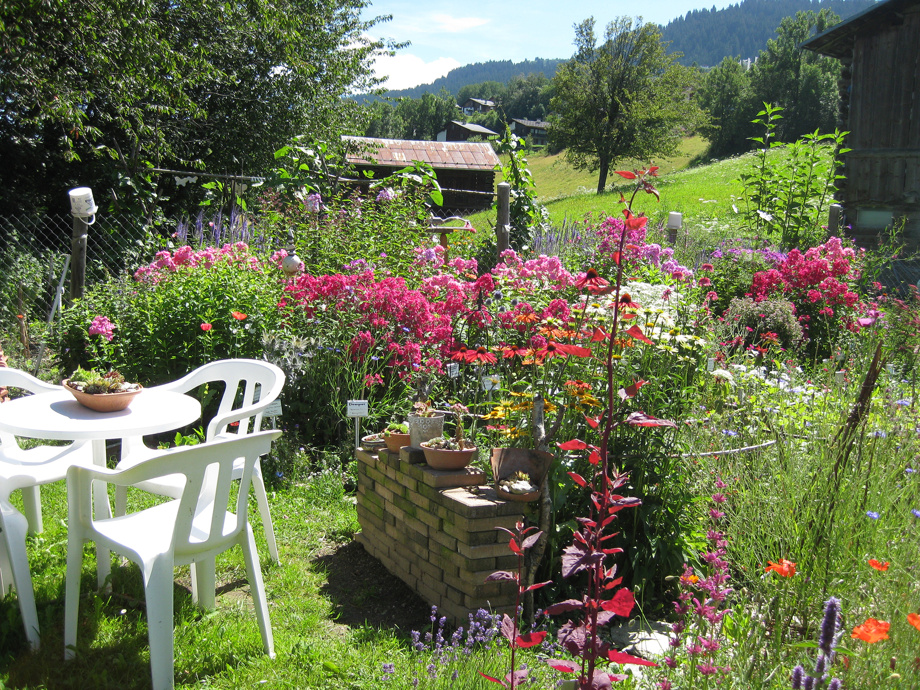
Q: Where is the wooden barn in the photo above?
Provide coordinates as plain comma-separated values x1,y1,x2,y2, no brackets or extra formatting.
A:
342,136,499,213
803,0,920,247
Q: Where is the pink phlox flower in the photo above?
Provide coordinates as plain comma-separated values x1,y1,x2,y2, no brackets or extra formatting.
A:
89,315,115,341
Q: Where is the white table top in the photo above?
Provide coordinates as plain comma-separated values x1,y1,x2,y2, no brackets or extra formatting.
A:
0,389,202,441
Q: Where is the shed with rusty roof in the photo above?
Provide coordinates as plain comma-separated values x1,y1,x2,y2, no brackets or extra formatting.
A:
803,0,920,247
342,136,500,213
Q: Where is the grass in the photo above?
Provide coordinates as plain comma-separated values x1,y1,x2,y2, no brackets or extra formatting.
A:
0,454,555,689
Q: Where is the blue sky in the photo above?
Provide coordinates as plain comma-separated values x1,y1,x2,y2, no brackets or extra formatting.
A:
362,1,737,89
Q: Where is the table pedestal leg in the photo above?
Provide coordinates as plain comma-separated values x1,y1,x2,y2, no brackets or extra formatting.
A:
91,439,112,589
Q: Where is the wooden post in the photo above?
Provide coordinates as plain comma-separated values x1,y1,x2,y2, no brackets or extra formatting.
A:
496,182,510,255
70,215,87,302
828,204,842,237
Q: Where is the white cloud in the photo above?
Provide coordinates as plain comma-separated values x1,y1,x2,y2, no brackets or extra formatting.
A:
373,52,462,91
431,14,489,32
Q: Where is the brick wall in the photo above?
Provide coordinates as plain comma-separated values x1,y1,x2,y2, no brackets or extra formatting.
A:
355,446,529,624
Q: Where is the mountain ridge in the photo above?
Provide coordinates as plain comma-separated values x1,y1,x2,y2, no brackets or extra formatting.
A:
368,0,874,99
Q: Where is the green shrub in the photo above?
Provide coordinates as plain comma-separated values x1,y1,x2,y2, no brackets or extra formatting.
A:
718,296,803,352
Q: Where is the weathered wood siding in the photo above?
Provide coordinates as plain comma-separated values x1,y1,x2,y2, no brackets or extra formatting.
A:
845,4,920,243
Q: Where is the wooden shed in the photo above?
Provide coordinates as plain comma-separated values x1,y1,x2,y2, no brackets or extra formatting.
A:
342,136,499,213
803,0,920,247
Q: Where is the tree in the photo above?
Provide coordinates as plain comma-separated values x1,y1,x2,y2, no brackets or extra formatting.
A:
697,57,758,158
504,73,553,122
749,9,841,141
549,17,701,194
0,0,395,216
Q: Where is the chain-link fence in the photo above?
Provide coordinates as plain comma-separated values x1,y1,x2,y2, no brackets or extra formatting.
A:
0,214,149,369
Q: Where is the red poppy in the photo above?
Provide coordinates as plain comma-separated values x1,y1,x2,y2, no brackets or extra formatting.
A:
868,558,889,572
465,346,497,364
200,323,212,332
851,618,890,643
574,268,610,294
908,613,920,632
231,311,247,320
765,559,796,577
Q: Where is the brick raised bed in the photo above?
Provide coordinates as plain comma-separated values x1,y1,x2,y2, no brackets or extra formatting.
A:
355,446,530,624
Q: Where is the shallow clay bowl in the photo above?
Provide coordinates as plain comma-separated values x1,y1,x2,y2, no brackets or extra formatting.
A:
62,380,143,412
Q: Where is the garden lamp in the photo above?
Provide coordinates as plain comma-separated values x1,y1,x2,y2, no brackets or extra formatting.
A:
667,211,682,245
68,187,97,226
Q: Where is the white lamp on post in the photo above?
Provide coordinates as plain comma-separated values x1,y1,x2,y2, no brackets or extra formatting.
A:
68,186,97,301
667,212,682,246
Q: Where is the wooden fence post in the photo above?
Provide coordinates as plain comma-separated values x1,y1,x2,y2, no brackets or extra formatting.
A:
70,215,87,303
496,182,510,256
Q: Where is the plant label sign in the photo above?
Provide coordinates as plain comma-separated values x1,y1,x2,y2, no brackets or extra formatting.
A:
446,362,460,378
263,400,283,418
346,399,369,417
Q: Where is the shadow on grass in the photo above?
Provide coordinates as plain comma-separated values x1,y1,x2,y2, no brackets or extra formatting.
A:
311,540,430,633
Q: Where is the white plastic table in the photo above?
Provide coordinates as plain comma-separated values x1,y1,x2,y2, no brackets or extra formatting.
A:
0,388,201,586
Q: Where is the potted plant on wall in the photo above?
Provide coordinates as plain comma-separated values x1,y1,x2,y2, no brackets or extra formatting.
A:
420,403,477,470
382,421,411,452
407,401,445,447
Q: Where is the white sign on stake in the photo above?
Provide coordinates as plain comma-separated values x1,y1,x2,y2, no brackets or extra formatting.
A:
346,400,369,417
446,362,460,378
263,400,283,417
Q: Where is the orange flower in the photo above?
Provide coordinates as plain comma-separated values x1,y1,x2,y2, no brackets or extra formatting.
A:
765,559,796,577
868,558,889,572
231,311,247,320
851,618,890,643
908,613,920,632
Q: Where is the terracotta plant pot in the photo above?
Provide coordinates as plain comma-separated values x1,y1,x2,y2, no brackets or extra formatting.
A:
421,445,476,470
384,431,411,453
62,379,143,413
407,413,444,447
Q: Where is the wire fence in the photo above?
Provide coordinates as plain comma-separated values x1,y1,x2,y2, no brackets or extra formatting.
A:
0,214,149,368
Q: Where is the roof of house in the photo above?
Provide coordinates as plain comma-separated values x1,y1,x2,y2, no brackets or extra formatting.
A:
464,98,496,107
343,136,500,171
510,118,549,129
449,121,498,136
802,0,919,58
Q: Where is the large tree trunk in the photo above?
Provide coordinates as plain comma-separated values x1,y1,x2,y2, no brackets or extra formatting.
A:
596,155,610,194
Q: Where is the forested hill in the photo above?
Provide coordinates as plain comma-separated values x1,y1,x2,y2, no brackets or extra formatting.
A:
662,0,875,66
376,58,565,100
371,0,875,100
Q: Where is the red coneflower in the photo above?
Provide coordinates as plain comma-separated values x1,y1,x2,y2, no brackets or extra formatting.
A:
574,268,610,294
465,346,497,364
617,292,640,310
450,345,469,361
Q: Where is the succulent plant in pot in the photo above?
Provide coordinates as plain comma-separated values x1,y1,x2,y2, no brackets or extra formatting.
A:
383,421,411,452
63,368,142,412
420,403,477,470
407,400,445,447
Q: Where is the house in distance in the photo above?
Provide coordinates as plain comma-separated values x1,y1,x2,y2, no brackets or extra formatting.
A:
342,136,500,214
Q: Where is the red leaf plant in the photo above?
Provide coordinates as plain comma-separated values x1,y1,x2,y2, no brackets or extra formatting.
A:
542,171,665,688
480,522,551,688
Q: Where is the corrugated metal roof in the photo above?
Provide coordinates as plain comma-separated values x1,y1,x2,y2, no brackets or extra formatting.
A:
343,136,500,171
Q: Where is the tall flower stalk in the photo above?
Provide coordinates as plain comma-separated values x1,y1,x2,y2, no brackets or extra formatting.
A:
543,168,672,687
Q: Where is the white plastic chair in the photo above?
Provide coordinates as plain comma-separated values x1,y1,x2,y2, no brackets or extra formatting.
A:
0,368,94,534
64,430,281,690
115,359,285,566
0,369,95,649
